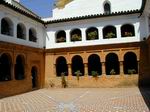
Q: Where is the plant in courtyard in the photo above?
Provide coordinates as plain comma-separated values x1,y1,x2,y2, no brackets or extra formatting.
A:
105,32,116,39
124,32,133,37
61,72,67,88
91,71,99,80
74,70,82,81
87,31,98,40
110,69,116,75
127,69,136,75
56,37,66,43
71,34,81,41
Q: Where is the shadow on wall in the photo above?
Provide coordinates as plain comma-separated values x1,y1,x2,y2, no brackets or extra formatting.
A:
139,40,150,87
139,40,150,111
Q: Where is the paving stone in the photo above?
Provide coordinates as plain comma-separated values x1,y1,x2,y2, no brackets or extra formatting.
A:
0,88,149,112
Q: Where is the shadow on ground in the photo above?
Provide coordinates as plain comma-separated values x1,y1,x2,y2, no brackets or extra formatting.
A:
139,87,150,111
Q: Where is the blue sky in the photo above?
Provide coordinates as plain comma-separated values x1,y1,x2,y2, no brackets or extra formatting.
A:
20,0,54,18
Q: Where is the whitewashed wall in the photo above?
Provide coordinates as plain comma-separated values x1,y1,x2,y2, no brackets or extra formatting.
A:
46,14,146,49
44,0,142,20
0,6,45,48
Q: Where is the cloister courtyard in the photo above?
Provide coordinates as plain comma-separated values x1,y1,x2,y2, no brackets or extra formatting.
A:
0,87,150,112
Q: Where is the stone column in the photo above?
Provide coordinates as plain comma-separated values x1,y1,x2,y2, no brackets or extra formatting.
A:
12,63,15,80
66,30,70,42
68,64,72,79
14,23,17,38
81,28,86,42
102,62,106,77
84,63,88,76
120,61,124,77
26,27,29,41
138,61,140,74
53,64,57,77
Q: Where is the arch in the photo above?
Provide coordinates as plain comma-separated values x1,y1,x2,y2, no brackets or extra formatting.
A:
70,28,82,42
105,53,120,75
31,66,38,88
0,53,12,81
86,27,99,40
56,56,68,77
121,24,135,37
17,23,26,39
71,55,84,76
29,28,37,42
15,55,25,80
104,1,111,14
103,25,117,39
56,30,66,43
123,52,138,74
1,17,13,36
88,54,102,76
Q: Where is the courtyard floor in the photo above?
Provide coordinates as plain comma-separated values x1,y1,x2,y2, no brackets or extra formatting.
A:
0,87,150,112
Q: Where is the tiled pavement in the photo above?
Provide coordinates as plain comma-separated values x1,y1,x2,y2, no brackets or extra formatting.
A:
0,87,150,112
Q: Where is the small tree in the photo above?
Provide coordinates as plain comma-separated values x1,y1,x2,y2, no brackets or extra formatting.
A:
91,71,99,80
71,34,81,41
105,32,116,39
110,69,116,75
74,70,82,81
128,69,136,75
87,31,98,40
61,72,67,88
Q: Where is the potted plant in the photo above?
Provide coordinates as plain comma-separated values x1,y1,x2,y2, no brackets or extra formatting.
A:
87,31,98,40
74,70,82,81
61,72,67,88
71,34,81,41
91,71,99,80
105,32,116,39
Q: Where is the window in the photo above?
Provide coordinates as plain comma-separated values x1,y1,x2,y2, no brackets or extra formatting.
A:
17,23,26,39
104,2,111,14
15,55,25,80
1,17,13,36
29,28,37,42
121,24,135,37
103,25,117,39
70,29,82,42
86,27,99,40
56,30,66,43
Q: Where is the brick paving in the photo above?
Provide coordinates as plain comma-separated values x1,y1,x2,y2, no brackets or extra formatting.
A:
0,87,150,112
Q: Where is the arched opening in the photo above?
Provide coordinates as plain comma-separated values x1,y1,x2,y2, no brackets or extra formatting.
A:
121,24,135,37
86,27,99,40
103,26,117,39
71,55,84,76
70,29,82,42
56,56,68,77
31,66,38,88
1,17,13,36
88,54,102,76
0,53,12,81
105,53,120,75
17,23,26,39
15,55,25,80
56,30,66,43
104,2,111,14
29,28,37,42
123,52,138,74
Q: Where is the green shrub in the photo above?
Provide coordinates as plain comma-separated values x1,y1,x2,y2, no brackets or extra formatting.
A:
61,72,67,88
